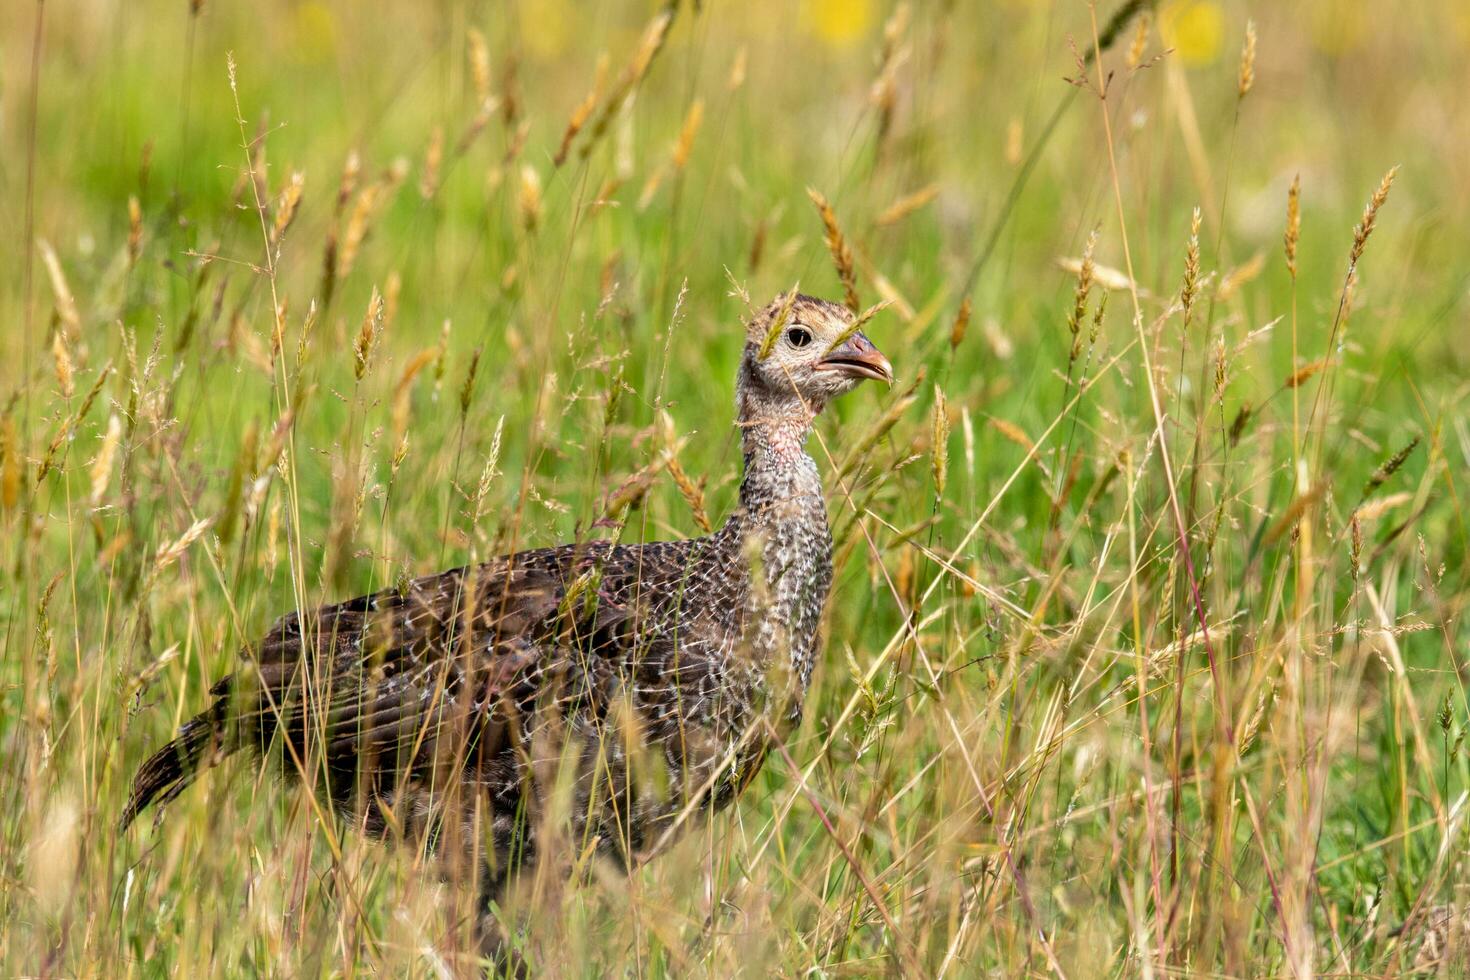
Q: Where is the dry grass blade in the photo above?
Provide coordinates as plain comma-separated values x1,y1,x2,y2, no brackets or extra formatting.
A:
758,286,801,361
989,416,1034,454
1217,251,1265,302
823,299,892,356
39,240,81,338
36,363,111,481
579,8,675,162
807,188,860,313
836,369,923,480
1266,482,1328,544
554,56,607,167
876,184,939,227
9,6,1466,977
1285,359,1329,389
1056,254,1140,295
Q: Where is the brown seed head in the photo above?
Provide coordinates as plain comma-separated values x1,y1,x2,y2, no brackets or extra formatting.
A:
1349,166,1398,269
950,297,972,351
554,55,607,167
1068,232,1097,358
354,287,384,381
1363,436,1419,498
127,196,144,264
1181,208,1202,323
460,347,482,419
807,188,860,314
1284,174,1301,279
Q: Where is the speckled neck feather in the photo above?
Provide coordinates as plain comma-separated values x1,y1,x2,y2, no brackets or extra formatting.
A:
728,347,834,699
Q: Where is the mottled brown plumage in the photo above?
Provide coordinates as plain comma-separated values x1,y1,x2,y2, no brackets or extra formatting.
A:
123,294,891,911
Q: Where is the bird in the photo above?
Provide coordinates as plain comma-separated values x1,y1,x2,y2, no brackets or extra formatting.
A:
122,293,892,930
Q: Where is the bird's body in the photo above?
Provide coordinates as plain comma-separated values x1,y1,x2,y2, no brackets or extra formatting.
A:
123,293,890,912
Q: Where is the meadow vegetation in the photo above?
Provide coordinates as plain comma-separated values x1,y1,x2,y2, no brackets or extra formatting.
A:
1,0,1468,974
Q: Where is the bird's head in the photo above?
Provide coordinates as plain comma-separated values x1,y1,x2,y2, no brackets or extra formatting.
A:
736,293,893,424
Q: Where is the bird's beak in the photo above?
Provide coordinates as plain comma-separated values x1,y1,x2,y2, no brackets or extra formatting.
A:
815,331,894,384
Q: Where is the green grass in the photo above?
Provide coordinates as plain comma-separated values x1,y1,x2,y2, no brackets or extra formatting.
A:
3,0,1468,974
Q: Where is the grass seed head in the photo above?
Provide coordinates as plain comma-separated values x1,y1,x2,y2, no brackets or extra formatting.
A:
1350,513,1363,581
1285,174,1302,279
519,164,543,231
950,297,972,351
1126,11,1151,69
89,414,121,506
1229,401,1252,445
1363,436,1419,498
671,98,704,172
127,196,144,264
354,287,385,381
931,387,950,497
39,240,81,340
1088,289,1108,345
1068,231,1097,361
1238,19,1257,98
1286,358,1328,388
727,46,748,91
1350,166,1399,269
468,28,491,104
807,188,860,314
824,300,891,357
460,347,482,420
52,331,75,399
877,184,940,227
271,171,305,247
419,126,444,199
1182,208,1202,323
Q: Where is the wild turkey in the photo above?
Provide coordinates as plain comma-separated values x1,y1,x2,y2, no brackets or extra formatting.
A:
122,293,891,914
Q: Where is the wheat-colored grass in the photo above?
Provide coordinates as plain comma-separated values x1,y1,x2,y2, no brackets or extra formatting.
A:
0,1,1466,976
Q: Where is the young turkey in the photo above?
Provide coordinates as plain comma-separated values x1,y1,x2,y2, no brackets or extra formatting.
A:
122,292,891,918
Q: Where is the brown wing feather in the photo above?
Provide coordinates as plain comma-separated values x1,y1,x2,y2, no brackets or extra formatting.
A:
124,547,638,828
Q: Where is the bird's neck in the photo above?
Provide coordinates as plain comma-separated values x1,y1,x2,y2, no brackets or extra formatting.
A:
737,408,822,512
720,402,832,718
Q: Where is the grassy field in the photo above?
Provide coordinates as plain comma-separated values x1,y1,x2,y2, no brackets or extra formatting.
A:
2,0,1468,975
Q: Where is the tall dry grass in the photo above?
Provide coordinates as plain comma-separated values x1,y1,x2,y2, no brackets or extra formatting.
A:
1,0,1467,975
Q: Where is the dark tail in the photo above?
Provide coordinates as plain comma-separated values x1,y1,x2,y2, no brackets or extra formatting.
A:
120,704,234,830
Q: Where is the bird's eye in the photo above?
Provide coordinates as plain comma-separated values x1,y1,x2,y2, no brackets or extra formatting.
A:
786,327,812,349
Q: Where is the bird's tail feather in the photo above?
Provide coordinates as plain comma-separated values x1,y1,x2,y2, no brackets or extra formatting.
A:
120,704,234,830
